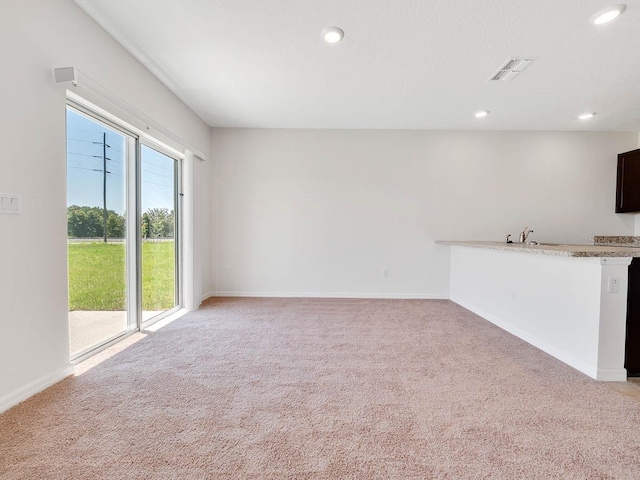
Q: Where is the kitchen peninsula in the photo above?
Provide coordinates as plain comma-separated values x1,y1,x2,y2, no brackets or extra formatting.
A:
437,240,640,381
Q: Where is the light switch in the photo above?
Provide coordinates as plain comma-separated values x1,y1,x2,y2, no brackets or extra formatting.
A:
0,193,20,215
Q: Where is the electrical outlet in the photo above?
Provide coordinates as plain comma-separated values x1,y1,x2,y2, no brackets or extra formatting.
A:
510,290,516,301
224,267,231,276
382,269,389,278
608,277,620,293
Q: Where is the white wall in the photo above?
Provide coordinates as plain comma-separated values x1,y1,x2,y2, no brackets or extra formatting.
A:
0,0,210,410
209,129,638,298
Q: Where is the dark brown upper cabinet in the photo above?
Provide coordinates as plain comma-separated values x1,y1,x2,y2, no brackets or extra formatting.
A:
616,148,640,213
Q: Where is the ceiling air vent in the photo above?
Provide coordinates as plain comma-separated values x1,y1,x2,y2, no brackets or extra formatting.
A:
488,57,537,81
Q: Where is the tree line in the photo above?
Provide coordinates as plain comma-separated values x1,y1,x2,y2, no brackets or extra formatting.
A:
68,205,174,239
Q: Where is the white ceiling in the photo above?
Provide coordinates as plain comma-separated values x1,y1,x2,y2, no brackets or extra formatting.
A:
75,0,640,131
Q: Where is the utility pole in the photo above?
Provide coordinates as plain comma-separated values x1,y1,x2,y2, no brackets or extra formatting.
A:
102,132,108,243
91,134,111,242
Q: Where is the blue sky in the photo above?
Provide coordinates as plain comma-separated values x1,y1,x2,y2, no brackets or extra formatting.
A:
66,108,176,215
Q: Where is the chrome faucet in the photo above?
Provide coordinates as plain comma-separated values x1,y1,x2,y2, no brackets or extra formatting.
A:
519,227,534,243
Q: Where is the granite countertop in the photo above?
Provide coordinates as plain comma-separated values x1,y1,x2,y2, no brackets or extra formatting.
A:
435,240,640,258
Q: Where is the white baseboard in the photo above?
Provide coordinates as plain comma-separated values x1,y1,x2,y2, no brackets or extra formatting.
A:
202,291,216,302
450,295,601,381
0,365,74,414
204,291,448,300
596,368,628,382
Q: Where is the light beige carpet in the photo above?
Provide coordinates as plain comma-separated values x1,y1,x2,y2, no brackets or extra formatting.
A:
1,298,640,479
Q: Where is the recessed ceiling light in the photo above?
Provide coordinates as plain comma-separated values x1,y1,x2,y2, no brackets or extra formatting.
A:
322,26,344,44
475,110,490,118
590,4,627,25
578,112,596,120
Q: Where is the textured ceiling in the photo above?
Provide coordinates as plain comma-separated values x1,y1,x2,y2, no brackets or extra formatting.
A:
75,0,640,131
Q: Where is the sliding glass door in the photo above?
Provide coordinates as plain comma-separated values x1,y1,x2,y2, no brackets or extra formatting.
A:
66,105,182,359
140,144,180,325
66,107,134,357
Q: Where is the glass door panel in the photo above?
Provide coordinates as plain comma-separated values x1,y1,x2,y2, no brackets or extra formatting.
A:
140,144,179,323
66,107,132,357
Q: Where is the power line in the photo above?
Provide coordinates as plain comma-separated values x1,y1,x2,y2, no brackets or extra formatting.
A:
68,137,101,144
67,176,103,199
143,178,173,187
144,161,174,172
67,151,112,160
67,151,98,158
68,166,106,173
143,170,173,180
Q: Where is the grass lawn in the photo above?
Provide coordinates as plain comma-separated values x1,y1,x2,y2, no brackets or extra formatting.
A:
68,241,176,311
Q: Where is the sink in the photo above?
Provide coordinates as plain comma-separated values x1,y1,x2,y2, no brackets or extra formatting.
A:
510,242,570,246
505,241,573,247
532,242,570,246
